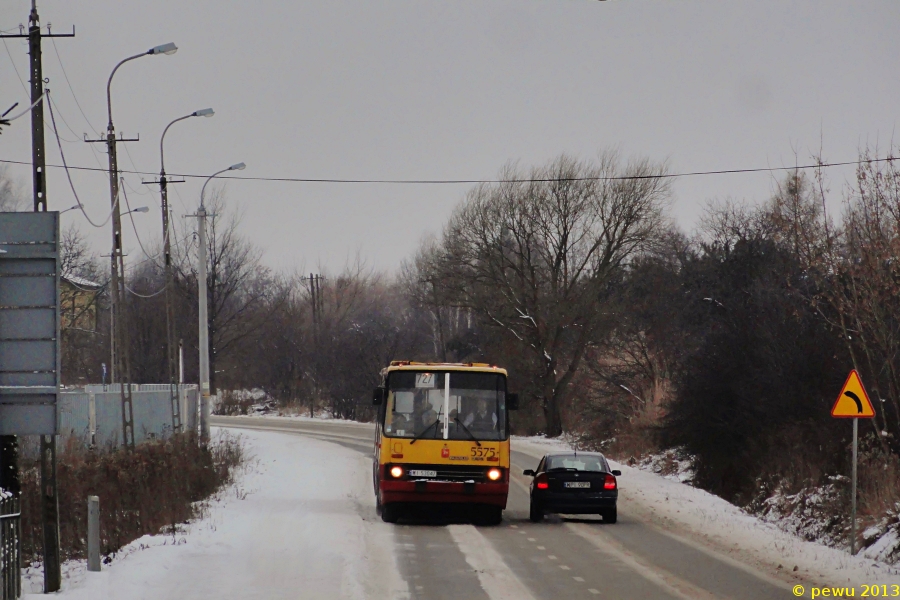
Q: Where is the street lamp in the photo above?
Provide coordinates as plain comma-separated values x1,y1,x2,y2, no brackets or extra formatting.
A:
123,206,149,215
59,204,80,214
196,161,245,442
157,108,215,432
101,42,177,449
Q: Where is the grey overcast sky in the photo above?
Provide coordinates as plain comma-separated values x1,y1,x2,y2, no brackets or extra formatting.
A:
2,0,899,274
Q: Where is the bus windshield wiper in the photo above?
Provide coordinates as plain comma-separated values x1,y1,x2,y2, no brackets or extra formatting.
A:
454,417,481,446
410,418,440,444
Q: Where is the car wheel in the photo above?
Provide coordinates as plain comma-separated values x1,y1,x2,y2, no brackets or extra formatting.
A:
529,500,543,523
381,503,399,523
602,507,617,524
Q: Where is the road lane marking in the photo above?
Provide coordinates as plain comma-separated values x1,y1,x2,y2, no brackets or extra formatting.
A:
588,589,600,595
536,546,545,550
547,555,557,560
573,577,585,582
567,523,718,600
448,525,538,600
527,538,536,542
559,565,571,571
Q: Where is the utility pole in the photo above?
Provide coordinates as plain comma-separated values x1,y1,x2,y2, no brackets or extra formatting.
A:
84,149,137,450
301,274,325,417
197,203,210,443
0,3,72,592
144,108,212,436
85,42,179,449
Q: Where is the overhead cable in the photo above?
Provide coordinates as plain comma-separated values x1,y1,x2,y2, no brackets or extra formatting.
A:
47,92,120,228
0,155,896,186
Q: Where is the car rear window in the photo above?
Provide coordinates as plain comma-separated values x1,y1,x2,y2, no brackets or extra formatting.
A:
545,455,606,472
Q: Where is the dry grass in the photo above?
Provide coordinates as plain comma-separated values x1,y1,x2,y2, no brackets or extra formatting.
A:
19,432,245,564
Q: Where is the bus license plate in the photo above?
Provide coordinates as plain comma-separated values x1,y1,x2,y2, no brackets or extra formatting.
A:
564,482,591,489
409,470,437,477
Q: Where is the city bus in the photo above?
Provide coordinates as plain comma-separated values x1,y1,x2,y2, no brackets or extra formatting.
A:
372,361,518,525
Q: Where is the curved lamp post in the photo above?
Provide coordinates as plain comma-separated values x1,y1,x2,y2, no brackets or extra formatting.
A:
197,162,245,441
103,42,177,396
158,108,214,432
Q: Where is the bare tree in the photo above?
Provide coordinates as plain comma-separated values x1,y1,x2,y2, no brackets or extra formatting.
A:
0,165,27,212
172,188,276,393
424,153,670,436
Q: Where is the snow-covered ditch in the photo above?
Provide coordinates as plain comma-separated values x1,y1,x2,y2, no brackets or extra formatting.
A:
513,435,900,588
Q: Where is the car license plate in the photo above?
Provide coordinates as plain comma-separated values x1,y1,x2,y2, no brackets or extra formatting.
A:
564,481,591,489
409,470,437,477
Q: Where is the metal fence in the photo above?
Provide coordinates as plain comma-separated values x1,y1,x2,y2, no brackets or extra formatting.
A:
0,493,19,600
57,385,199,448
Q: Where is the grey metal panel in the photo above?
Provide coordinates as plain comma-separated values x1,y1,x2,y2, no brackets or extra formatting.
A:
0,212,59,434
58,387,200,448
0,276,55,307
131,391,172,443
57,393,90,440
0,372,55,386
0,309,54,339
0,212,57,243
0,404,56,435
94,392,123,448
0,260,55,275
0,340,55,370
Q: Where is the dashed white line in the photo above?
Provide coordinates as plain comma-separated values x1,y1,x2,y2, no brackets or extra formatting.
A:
547,555,557,560
573,576,585,582
527,538,536,542
559,565,571,571
448,525,537,600
588,589,600,595
536,546,545,550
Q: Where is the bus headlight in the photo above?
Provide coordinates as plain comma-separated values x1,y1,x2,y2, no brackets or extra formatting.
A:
390,466,404,479
487,468,502,481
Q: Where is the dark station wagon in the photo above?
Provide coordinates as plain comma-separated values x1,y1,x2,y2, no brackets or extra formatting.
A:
524,452,621,523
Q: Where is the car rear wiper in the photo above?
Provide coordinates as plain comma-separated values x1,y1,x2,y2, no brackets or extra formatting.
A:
409,419,440,444
453,417,481,447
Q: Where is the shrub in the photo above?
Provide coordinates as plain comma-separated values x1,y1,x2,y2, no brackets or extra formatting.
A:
19,432,244,564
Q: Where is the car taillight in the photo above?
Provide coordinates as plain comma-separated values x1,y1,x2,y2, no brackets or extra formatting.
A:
535,473,549,490
604,473,617,490
487,468,502,481
390,466,403,479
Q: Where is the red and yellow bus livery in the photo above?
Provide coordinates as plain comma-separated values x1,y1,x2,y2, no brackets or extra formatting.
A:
372,362,518,525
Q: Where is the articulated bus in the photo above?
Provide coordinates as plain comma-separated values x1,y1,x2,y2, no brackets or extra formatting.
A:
372,361,519,525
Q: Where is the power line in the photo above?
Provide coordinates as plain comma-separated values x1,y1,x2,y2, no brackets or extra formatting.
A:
46,93,119,228
0,155,895,186
49,36,100,136
125,283,167,299
121,182,159,263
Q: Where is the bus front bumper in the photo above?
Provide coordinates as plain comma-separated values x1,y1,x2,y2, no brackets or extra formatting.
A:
380,480,509,508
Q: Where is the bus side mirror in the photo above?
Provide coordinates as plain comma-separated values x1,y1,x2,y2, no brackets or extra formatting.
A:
373,387,385,406
507,393,519,410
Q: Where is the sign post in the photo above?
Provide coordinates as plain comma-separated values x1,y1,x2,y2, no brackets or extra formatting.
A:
831,369,876,555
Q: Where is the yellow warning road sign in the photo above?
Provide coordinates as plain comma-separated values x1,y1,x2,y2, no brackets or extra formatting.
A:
831,370,876,418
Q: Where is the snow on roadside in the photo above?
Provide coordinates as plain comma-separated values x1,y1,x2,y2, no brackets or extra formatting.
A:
512,436,900,589
25,427,406,599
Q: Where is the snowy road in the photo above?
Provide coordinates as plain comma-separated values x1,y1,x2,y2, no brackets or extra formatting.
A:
36,416,899,599
212,417,793,600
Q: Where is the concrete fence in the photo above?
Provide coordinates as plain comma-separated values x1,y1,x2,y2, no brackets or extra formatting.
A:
57,385,199,448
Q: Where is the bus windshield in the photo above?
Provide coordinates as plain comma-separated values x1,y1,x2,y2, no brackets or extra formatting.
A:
383,371,507,441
